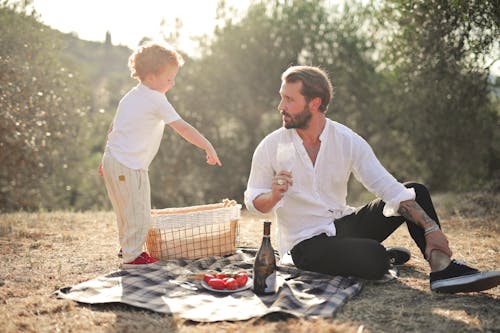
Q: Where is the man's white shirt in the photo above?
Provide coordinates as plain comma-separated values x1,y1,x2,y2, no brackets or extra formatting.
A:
244,119,415,257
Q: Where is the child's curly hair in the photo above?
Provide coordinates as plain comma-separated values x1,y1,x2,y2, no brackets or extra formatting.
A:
128,42,184,81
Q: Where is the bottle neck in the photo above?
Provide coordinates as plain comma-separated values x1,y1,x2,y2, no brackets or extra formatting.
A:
263,221,271,237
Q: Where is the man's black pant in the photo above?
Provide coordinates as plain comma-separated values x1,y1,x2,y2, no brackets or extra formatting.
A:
290,182,440,280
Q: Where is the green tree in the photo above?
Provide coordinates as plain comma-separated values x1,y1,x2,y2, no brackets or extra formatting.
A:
375,0,499,190
0,2,92,211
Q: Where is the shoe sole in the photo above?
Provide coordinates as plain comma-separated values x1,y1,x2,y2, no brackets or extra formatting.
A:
372,266,399,284
431,271,500,293
386,246,411,265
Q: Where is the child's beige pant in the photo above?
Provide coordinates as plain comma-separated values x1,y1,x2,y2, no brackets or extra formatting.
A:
102,150,151,263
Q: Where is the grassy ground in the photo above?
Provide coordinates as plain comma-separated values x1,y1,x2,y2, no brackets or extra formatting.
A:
0,192,499,333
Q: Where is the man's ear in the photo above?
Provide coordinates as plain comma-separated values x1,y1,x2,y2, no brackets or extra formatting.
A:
309,97,322,112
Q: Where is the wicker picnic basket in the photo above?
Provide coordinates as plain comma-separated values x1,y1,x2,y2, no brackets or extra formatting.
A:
146,199,241,260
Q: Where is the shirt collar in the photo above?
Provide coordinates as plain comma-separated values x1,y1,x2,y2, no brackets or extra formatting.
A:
290,118,330,143
138,83,164,97
319,119,330,141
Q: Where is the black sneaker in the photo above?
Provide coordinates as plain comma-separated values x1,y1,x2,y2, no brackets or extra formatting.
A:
430,260,500,293
386,246,411,266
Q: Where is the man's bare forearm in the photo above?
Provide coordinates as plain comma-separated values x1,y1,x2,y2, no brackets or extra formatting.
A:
253,192,280,214
398,200,438,230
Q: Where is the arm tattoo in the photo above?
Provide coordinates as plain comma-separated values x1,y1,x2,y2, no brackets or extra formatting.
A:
398,200,437,230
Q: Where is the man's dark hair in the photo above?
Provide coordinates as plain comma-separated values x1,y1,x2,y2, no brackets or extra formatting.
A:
281,66,334,113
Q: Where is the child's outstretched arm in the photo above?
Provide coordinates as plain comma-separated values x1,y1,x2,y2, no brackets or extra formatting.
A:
169,119,222,166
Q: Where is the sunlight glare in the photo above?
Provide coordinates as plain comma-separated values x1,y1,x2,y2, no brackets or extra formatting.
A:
432,308,481,329
32,0,249,52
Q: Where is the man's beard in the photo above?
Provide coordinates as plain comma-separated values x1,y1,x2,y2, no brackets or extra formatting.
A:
282,104,312,129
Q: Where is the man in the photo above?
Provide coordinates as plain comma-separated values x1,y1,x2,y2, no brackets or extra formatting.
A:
244,65,500,293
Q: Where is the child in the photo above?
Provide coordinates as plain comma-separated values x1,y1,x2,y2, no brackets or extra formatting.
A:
100,42,221,268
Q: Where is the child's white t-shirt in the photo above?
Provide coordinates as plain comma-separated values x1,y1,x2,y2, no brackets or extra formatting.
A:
107,83,181,170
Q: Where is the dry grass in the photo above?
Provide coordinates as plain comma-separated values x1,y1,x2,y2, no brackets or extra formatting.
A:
0,193,499,333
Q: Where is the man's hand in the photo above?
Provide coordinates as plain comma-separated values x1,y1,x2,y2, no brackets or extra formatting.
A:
272,170,293,201
253,170,293,213
425,230,452,260
98,162,103,177
398,200,453,260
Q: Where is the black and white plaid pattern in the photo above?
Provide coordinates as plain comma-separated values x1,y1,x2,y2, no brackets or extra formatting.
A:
56,248,362,322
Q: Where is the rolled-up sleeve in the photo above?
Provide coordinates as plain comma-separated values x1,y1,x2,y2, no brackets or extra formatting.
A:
244,187,270,213
244,139,275,214
382,187,416,217
351,133,416,217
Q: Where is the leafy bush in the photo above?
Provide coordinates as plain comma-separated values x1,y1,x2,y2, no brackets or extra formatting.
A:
0,3,91,210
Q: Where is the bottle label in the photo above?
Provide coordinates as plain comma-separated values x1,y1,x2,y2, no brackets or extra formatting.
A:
264,271,276,293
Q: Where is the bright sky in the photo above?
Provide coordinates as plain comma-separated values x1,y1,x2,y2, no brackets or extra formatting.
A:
32,0,250,53
31,0,500,76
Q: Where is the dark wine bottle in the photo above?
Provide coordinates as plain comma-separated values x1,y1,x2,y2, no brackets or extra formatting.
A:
253,220,277,295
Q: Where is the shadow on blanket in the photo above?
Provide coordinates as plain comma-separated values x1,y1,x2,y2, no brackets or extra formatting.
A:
55,248,362,322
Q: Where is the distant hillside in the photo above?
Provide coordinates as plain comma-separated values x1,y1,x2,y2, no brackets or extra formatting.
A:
58,31,136,113
61,33,131,82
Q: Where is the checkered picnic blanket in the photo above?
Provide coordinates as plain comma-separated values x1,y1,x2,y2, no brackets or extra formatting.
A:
55,248,362,322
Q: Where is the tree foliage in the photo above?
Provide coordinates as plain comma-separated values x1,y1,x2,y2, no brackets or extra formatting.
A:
374,0,499,190
0,3,92,210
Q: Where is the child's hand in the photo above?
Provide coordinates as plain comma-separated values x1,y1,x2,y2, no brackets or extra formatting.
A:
168,119,222,166
206,148,222,166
